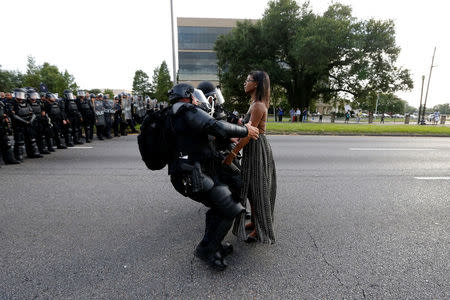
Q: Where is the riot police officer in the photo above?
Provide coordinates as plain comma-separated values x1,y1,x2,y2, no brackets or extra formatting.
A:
43,93,67,149
77,90,95,143
93,94,105,140
9,88,43,161
27,88,51,154
166,83,259,270
0,99,20,164
102,94,114,139
113,96,123,137
63,89,83,145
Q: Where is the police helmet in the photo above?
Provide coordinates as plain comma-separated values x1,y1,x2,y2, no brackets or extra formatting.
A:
77,90,86,97
26,88,40,101
63,89,75,100
168,83,194,103
197,81,215,96
13,88,27,100
46,92,57,101
97,93,103,98
90,94,96,99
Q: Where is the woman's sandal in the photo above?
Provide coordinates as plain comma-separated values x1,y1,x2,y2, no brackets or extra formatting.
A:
245,230,258,243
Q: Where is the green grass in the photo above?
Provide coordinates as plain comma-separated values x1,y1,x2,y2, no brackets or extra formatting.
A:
266,122,450,136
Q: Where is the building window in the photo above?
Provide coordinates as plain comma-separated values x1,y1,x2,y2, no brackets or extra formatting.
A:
178,26,233,50
178,52,219,81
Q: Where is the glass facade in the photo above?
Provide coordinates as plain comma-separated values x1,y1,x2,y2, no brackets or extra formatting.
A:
178,26,233,81
178,26,232,50
178,52,218,81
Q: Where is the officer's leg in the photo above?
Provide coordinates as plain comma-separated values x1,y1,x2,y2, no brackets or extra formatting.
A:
0,131,20,164
25,126,42,158
96,124,104,140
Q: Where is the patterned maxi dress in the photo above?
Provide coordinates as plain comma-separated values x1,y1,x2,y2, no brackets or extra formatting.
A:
232,112,277,244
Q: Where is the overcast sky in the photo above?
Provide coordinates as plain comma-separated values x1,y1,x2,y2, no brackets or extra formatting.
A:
1,0,448,107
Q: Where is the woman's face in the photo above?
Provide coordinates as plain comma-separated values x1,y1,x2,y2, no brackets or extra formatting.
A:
244,75,258,94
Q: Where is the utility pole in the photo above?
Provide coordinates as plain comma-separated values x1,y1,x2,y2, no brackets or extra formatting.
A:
375,92,380,115
417,75,425,125
170,0,177,84
421,47,437,125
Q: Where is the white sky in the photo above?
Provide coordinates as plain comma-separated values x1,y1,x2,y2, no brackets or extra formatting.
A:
1,0,448,107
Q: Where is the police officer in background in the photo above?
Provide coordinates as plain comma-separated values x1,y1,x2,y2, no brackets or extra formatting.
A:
166,83,259,270
122,93,138,133
27,88,51,154
77,90,95,143
113,96,123,137
93,93,105,140
63,89,83,145
102,94,114,139
0,99,20,164
9,88,43,161
43,92,67,149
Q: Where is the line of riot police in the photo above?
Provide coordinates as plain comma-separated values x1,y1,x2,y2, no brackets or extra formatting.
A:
0,88,153,166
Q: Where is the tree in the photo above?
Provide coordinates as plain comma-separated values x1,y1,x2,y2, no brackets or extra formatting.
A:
21,56,78,95
132,70,152,97
151,61,172,102
103,89,115,99
433,103,450,114
88,88,102,95
215,0,413,110
0,66,23,92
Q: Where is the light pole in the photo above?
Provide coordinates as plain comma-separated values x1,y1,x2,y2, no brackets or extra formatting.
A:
375,92,380,115
421,46,437,125
417,75,425,125
170,0,177,83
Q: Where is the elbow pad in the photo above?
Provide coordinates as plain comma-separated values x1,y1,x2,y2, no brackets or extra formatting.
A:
182,106,247,139
209,120,248,139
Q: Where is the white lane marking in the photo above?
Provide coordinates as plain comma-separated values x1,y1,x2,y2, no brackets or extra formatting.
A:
414,177,450,180
69,146,93,149
349,148,436,151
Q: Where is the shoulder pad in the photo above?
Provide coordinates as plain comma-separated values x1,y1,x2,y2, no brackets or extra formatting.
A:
170,102,196,115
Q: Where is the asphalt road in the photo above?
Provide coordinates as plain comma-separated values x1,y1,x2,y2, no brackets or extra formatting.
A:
1,135,449,299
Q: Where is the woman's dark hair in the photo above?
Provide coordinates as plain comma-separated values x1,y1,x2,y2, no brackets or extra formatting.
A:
249,70,270,108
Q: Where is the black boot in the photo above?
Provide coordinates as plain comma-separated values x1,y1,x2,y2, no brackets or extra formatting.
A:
3,147,20,164
46,137,55,152
65,134,74,147
37,138,50,154
14,143,25,162
28,139,43,158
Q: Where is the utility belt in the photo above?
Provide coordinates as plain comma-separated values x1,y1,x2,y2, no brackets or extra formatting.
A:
174,158,214,196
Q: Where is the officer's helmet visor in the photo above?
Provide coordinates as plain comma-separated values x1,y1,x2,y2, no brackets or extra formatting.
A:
14,91,26,99
77,91,86,97
48,93,57,100
29,92,40,100
193,89,208,105
215,88,225,105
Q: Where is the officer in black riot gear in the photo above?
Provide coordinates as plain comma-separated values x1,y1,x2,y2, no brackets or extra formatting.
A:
9,88,43,161
166,83,259,270
93,94,105,140
27,88,51,154
63,89,83,145
0,99,20,165
43,93,67,149
102,94,114,139
77,90,95,143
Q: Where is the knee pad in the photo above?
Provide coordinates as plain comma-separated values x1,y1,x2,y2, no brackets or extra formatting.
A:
209,185,245,219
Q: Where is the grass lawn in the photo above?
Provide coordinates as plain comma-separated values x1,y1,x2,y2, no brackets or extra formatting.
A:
266,122,450,136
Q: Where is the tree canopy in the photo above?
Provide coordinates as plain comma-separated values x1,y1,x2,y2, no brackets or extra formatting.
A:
215,0,413,111
150,61,172,102
132,70,152,97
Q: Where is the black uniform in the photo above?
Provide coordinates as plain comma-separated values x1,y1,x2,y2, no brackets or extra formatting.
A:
93,98,105,140
9,97,42,161
43,95,67,149
64,92,83,145
168,100,248,270
28,98,51,154
77,97,95,143
103,97,114,139
0,101,20,164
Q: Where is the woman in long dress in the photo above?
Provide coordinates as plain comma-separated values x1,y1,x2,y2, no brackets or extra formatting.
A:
224,70,277,244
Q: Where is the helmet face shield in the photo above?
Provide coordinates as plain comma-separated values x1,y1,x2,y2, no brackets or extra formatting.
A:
194,89,214,115
28,92,40,100
66,92,75,100
215,88,225,105
14,91,26,100
77,91,86,97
